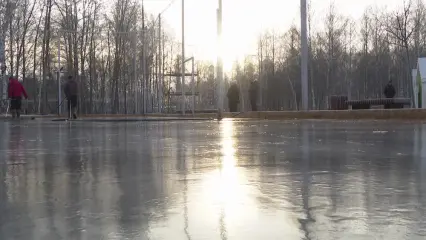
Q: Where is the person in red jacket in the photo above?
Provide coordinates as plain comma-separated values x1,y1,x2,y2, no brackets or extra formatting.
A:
8,77,28,118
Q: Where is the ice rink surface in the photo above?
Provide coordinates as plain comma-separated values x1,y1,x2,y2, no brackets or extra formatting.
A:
1,119,426,239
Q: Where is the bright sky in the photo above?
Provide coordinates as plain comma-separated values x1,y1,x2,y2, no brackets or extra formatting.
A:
143,0,405,71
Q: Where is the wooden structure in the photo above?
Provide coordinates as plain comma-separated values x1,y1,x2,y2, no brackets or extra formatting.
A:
329,96,348,110
347,98,411,110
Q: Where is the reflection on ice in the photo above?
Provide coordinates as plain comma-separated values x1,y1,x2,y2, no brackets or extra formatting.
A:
0,120,426,239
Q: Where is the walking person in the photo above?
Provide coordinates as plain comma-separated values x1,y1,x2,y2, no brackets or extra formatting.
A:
249,80,259,111
64,75,78,119
8,77,28,119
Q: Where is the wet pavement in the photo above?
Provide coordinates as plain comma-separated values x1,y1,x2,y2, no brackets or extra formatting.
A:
1,119,426,240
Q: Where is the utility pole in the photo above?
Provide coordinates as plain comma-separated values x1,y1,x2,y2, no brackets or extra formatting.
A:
301,0,309,111
57,34,61,115
0,37,5,102
158,14,163,113
142,2,146,115
0,7,11,102
216,0,223,119
191,56,195,115
133,31,137,114
162,27,166,113
181,0,185,115
258,36,262,111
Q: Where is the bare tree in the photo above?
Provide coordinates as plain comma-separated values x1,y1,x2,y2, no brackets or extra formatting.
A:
385,0,417,104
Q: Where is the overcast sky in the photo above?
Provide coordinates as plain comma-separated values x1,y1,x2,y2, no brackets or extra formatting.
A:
141,0,405,69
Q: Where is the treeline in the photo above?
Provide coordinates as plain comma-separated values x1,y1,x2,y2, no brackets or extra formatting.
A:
224,0,426,111
1,0,426,113
1,0,183,114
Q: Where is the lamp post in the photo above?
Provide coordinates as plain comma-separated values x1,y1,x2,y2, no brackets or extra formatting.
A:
301,0,309,111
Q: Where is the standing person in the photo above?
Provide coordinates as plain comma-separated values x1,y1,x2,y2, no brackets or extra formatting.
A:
249,80,259,111
384,80,396,99
227,82,240,112
64,75,78,119
8,77,28,118
384,80,396,109
384,80,397,109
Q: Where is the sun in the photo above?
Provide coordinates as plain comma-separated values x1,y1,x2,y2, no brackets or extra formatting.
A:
221,49,237,73
207,32,248,74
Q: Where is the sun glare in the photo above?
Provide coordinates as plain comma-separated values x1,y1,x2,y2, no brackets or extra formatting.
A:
209,33,250,74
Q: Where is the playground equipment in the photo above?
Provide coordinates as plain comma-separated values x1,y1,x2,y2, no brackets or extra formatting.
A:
164,57,199,115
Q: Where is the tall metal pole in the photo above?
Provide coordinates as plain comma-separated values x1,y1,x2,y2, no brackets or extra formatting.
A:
181,0,185,115
133,32,137,114
142,1,146,115
191,57,195,115
258,37,262,111
135,34,139,114
0,29,6,101
301,0,309,111
162,28,166,113
57,36,61,115
158,14,163,113
216,0,223,118
143,28,147,114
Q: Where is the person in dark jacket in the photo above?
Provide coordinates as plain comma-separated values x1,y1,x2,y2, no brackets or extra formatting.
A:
227,83,240,112
64,75,78,119
384,80,396,98
249,80,258,111
383,80,397,109
8,77,28,118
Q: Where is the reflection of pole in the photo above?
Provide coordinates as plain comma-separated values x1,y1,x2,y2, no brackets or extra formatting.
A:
181,0,185,115
216,0,223,118
57,35,61,115
301,0,309,111
301,123,312,240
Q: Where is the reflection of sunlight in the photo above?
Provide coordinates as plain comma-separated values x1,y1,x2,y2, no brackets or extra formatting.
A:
203,120,246,209
218,119,238,202
204,119,249,222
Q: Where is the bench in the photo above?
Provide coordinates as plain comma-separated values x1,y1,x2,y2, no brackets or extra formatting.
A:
346,98,411,110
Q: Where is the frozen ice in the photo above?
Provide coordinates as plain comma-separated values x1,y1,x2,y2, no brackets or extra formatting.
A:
0,119,426,239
